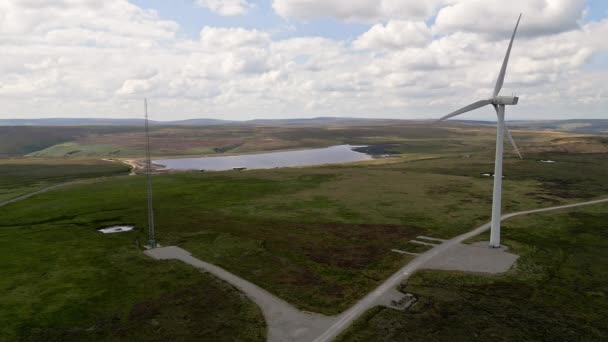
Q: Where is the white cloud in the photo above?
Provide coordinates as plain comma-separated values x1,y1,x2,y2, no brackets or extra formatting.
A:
434,0,587,38
196,0,252,16
272,0,587,39
0,0,177,41
116,78,155,96
199,26,270,49
0,0,607,120
272,0,448,23
354,21,431,50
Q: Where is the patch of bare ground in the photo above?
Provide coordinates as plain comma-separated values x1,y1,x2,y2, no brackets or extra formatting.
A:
300,223,422,270
527,136,608,153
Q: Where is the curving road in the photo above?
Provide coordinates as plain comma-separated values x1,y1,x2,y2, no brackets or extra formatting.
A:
0,182,82,208
146,246,336,342
0,176,129,208
312,197,608,342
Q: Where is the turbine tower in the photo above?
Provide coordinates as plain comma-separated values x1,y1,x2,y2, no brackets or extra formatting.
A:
144,98,157,248
437,14,523,248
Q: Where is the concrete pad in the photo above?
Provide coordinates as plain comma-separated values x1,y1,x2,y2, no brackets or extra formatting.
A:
375,287,406,308
391,249,420,256
422,241,519,274
416,236,446,242
374,287,417,311
410,240,438,246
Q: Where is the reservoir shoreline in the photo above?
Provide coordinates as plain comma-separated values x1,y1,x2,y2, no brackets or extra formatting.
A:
153,145,372,171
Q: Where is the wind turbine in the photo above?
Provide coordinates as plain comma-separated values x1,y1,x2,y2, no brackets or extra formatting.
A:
437,14,523,248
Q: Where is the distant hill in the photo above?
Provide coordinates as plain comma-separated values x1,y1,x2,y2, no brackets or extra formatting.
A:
446,119,608,135
0,117,396,127
1,117,606,133
507,119,608,135
0,118,233,126
0,126,136,156
0,118,147,126
244,117,402,126
166,118,235,126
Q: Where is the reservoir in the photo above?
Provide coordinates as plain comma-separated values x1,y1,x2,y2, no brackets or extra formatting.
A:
154,145,372,171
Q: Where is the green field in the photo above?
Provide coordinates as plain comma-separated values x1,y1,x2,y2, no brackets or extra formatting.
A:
2,151,607,313
337,204,608,341
0,158,130,203
1,123,607,340
27,142,143,158
2,120,607,160
0,126,137,157
0,224,265,341
0,158,269,341
7,121,606,158
13,124,462,158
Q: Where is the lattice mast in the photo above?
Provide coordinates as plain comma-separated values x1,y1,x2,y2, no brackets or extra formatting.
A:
144,98,157,248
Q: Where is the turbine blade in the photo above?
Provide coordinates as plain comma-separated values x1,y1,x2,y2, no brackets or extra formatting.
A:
436,99,492,122
493,13,522,97
493,104,523,159
504,124,523,159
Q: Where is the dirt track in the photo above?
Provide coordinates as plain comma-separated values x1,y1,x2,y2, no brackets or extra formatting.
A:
145,246,336,342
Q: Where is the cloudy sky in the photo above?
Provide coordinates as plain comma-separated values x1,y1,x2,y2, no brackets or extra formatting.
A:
0,0,607,121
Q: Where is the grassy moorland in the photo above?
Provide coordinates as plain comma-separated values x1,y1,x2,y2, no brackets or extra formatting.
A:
0,159,265,341
0,158,130,203
0,225,265,341
337,204,608,341
25,124,458,157
21,122,607,160
0,120,604,158
2,147,607,318
1,123,607,340
0,126,137,157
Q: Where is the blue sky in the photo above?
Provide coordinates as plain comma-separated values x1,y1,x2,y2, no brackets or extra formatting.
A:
133,0,607,41
130,0,370,40
587,0,608,20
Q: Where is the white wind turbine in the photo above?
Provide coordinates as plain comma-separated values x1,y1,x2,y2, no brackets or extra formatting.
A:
437,14,523,248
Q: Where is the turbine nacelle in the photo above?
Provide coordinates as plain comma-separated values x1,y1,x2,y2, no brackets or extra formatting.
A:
436,13,523,161
492,96,519,106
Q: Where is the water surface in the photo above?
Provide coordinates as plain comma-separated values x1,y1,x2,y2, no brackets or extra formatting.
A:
154,145,371,171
